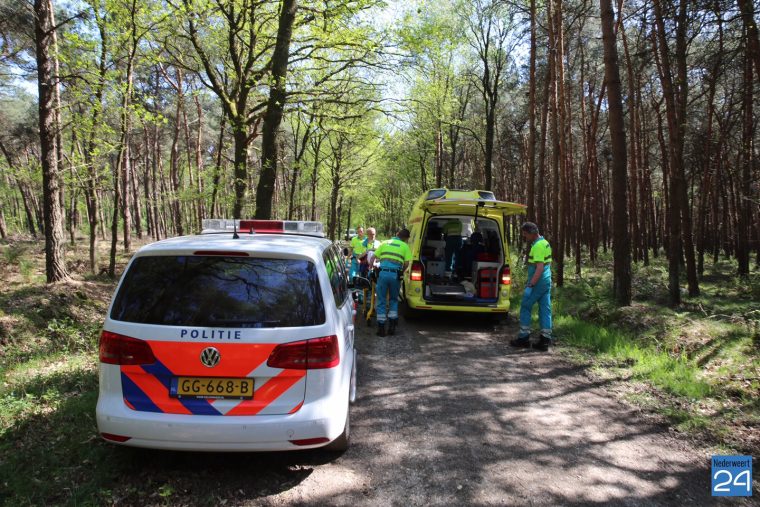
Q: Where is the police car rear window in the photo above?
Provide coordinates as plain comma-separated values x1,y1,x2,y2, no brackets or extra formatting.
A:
110,256,326,327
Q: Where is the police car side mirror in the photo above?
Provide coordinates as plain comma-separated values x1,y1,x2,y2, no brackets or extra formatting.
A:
343,247,350,257
352,276,371,290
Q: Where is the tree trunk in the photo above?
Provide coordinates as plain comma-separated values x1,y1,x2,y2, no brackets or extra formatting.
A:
108,156,120,278
131,153,143,239
737,0,760,77
211,114,226,217
255,0,298,219
34,0,68,282
194,95,205,229
0,205,6,239
737,29,754,277
652,0,686,305
169,81,185,232
601,0,631,305
231,121,248,219
526,0,537,220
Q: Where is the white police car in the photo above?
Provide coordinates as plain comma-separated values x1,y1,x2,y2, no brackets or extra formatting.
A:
96,219,363,451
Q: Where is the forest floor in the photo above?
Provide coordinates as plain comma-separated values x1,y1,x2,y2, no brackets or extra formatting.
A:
0,235,758,505
541,255,760,458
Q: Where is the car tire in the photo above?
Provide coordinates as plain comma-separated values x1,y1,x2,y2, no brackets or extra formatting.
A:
324,407,350,452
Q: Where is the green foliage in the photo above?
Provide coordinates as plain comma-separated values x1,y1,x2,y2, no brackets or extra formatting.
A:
555,314,711,399
46,317,101,354
553,257,759,452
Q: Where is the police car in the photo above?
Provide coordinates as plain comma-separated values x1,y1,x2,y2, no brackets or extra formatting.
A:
96,219,363,451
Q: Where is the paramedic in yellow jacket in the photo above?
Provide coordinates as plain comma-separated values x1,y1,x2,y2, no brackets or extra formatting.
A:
511,222,553,351
373,228,412,336
348,227,366,279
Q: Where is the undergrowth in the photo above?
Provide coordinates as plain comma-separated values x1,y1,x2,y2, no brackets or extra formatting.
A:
519,251,760,454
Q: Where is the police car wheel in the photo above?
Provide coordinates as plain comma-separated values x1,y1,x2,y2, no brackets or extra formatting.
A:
324,407,350,452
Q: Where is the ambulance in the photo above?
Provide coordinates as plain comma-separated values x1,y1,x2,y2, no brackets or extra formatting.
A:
402,189,526,316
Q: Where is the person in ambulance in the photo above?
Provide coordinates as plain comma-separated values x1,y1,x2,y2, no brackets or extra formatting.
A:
96,219,366,452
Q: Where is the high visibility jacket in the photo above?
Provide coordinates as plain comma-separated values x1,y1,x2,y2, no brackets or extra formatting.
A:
350,236,366,256
527,236,552,284
375,237,412,269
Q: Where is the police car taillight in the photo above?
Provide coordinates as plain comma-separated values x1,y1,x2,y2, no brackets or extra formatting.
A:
99,331,156,365
201,219,325,237
101,432,131,442
267,335,339,370
500,266,511,285
410,261,424,282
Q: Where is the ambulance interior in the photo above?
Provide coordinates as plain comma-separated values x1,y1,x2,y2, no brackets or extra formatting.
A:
419,216,504,302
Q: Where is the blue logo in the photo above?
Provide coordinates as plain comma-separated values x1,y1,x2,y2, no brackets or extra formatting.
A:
711,455,753,496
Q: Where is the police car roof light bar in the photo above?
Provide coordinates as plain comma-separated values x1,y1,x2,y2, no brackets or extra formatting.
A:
240,220,282,233
201,219,325,237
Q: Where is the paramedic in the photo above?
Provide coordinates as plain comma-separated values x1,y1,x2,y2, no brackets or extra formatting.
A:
349,227,366,279
511,222,553,351
374,228,412,337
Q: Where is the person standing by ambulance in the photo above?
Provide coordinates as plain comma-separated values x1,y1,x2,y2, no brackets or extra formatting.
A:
374,228,412,337
349,227,366,279
511,222,553,351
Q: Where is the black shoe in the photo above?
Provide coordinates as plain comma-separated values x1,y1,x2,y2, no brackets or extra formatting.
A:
532,337,551,351
388,319,397,335
376,323,386,337
509,337,531,348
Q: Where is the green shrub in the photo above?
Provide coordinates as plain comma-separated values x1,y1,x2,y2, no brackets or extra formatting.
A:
46,317,100,353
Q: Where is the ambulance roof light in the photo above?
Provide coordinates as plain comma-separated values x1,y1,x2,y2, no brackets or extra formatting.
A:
201,219,325,237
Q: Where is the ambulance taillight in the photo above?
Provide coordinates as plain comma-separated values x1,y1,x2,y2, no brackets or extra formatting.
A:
500,266,511,285
410,261,424,282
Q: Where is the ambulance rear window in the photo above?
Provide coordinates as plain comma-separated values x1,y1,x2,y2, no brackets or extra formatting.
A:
110,256,325,327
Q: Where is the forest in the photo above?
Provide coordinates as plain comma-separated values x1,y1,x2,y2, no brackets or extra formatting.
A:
0,0,758,301
0,1,759,502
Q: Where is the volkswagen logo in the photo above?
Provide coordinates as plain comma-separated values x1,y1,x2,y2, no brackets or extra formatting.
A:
200,347,221,368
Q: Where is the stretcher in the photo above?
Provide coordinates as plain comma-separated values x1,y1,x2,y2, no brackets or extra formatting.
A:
362,267,377,326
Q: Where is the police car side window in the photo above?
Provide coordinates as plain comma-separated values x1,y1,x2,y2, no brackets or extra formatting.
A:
331,245,349,304
323,249,342,307
323,246,349,307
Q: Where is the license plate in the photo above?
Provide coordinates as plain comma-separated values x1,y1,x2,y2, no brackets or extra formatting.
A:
170,377,254,400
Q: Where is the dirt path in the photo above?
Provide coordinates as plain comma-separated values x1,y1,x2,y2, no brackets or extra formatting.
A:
121,313,754,506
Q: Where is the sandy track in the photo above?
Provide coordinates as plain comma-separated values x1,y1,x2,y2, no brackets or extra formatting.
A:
120,313,755,506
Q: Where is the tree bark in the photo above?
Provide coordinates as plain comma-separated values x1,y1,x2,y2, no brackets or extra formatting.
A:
601,0,631,305
255,0,298,219
34,0,68,282
737,0,760,77
526,0,537,220
211,114,226,217
737,27,754,277
652,0,688,304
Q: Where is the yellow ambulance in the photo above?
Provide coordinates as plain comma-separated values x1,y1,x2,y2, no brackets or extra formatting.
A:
401,189,526,316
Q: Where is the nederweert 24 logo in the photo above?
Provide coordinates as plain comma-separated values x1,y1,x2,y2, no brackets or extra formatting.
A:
711,455,753,497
